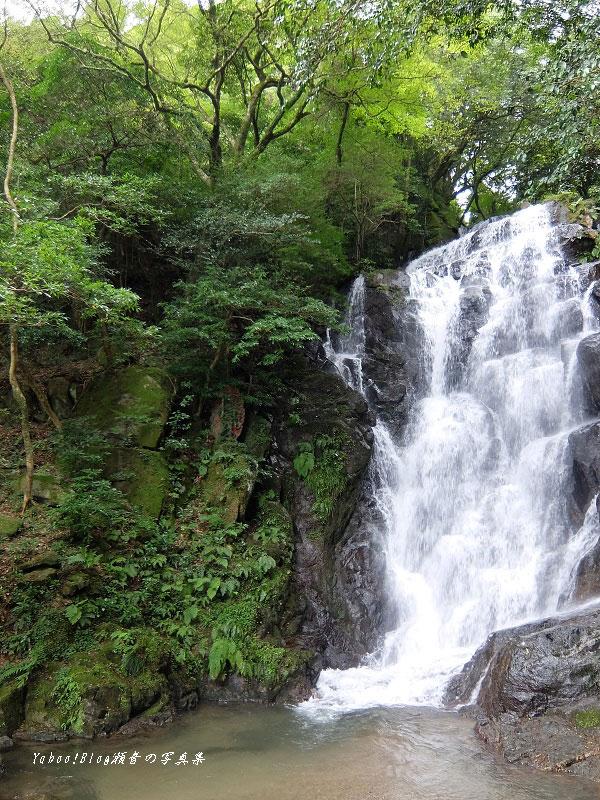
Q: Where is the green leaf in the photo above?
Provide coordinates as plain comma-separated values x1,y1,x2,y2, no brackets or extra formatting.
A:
65,605,82,625
183,605,199,625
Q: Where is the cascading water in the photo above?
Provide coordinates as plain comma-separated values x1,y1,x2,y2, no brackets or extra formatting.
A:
302,203,600,715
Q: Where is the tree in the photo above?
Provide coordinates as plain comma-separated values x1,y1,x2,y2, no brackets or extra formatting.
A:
0,47,140,510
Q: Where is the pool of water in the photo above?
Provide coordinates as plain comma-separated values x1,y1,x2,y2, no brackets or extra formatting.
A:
1,705,597,799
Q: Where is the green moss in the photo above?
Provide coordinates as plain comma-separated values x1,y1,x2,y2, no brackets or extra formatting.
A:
0,514,21,539
0,682,25,736
13,472,64,506
75,366,172,449
107,447,169,518
242,413,272,459
575,710,600,728
201,444,257,523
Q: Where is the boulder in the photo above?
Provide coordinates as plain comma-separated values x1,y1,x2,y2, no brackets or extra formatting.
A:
446,606,600,781
576,333,600,414
15,639,171,741
106,447,169,519
568,421,600,516
12,473,63,506
22,552,60,572
75,366,173,449
19,568,58,585
0,514,21,540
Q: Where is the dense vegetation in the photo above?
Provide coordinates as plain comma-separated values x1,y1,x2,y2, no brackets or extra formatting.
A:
0,0,599,733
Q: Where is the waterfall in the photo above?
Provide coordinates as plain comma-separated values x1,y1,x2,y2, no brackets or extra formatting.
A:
301,203,600,715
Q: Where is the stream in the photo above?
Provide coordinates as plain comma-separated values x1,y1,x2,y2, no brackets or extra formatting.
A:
2,704,599,799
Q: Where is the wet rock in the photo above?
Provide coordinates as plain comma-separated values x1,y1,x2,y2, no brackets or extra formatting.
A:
447,606,600,781
446,284,492,388
572,534,600,604
568,421,600,516
362,279,417,436
275,367,375,667
576,333,600,414
0,736,13,752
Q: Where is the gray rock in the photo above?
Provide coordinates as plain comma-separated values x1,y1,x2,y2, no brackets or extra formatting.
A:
568,421,600,516
576,333,600,414
446,606,600,781
275,366,376,667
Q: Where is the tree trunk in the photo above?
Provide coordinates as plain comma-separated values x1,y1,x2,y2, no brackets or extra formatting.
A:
20,362,62,432
9,327,34,513
336,102,350,166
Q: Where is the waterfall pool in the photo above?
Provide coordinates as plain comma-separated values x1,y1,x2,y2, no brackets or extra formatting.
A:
1,704,597,800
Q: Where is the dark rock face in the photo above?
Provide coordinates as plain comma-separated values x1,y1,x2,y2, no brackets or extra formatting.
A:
568,421,600,517
273,366,377,668
567,421,600,600
360,277,420,437
446,283,492,388
446,606,600,780
577,334,600,415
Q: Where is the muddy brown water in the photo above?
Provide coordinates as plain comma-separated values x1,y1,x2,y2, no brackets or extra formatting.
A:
2,705,599,799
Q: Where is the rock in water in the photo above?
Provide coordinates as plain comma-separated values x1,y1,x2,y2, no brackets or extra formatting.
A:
577,333,600,414
446,606,600,780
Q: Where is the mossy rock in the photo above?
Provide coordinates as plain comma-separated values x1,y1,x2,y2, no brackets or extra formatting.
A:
60,572,90,597
22,551,61,572
0,682,25,736
242,413,272,459
12,473,64,506
19,568,58,585
0,514,21,540
75,366,173,449
201,450,257,524
106,447,169,519
19,640,169,738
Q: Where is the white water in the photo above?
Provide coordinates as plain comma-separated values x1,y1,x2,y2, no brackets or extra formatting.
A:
302,204,600,716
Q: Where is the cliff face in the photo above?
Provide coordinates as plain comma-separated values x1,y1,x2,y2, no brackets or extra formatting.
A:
0,332,385,742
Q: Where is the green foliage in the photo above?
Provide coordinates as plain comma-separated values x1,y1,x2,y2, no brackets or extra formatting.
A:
295,431,351,522
294,443,315,479
575,710,600,729
161,264,338,400
51,668,84,732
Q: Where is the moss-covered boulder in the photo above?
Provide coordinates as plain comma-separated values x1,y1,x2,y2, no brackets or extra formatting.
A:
15,635,172,740
12,472,64,506
106,447,169,518
197,414,271,524
0,514,21,540
0,682,25,736
19,568,58,584
75,366,173,449
200,450,257,524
